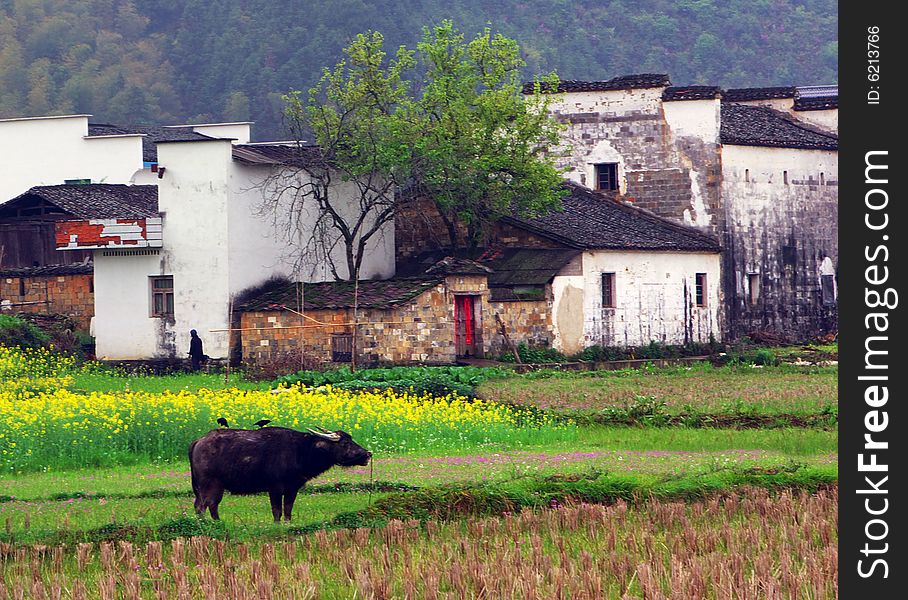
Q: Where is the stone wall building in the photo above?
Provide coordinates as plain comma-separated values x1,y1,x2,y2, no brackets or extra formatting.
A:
522,75,837,341
0,264,93,331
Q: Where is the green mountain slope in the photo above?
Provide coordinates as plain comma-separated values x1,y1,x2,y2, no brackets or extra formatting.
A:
0,0,837,139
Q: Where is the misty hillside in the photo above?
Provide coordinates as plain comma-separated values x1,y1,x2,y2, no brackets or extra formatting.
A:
0,0,837,140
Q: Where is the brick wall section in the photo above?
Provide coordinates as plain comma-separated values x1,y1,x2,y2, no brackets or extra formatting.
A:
0,274,93,330
240,275,552,365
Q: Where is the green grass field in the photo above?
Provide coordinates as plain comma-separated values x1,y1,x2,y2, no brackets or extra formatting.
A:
0,349,839,596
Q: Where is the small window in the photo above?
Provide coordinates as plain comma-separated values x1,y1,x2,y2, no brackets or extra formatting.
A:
331,334,353,363
18,277,25,297
150,276,174,317
783,171,788,185
821,274,836,306
745,169,750,183
601,272,616,308
748,274,760,305
695,273,707,307
595,163,619,191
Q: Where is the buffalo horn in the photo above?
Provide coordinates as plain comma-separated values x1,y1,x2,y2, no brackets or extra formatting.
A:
307,428,341,442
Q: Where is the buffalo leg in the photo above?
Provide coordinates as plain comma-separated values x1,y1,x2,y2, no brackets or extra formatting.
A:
269,491,283,523
207,486,225,520
283,488,299,522
195,484,224,519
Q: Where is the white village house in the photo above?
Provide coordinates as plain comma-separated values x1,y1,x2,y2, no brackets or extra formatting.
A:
0,116,394,360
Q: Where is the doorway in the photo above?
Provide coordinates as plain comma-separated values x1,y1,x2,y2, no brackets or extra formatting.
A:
454,295,481,357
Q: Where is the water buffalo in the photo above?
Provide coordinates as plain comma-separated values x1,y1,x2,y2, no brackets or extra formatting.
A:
188,426,371,521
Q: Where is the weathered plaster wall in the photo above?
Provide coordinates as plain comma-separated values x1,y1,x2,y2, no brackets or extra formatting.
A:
93,249,167,359
0,273,93,331
792,109,837,132
720,145,838,339
553,250,721,350
551,89,722,232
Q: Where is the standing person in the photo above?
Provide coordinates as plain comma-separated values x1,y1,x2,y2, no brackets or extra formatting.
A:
188,329,204,372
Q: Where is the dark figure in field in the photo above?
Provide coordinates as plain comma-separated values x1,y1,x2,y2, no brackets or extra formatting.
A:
188,329,204,371
188,427,371,522
254,419,271,428
217,417,229,428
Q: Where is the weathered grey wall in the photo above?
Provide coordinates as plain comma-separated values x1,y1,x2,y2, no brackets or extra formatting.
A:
720,145,838,339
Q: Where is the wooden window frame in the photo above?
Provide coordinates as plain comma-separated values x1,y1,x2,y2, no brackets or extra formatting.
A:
695,273,707,308
595,163,619,191
331,333,353,363
601,272,616,308
150,276,174,318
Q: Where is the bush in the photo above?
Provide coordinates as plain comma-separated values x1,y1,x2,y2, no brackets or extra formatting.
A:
500,342,566,364
0,314,50,349
244,348,323,381
273,365,511,397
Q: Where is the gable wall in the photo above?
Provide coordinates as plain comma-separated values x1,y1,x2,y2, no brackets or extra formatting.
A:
720,145,838,338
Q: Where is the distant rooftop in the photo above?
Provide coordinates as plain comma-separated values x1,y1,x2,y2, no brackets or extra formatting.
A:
87,124,213,162
662,86,723,102
0,184,158,219
231,143,323,168
794,85,838,111
724,87,797,102
504,182,721,252
235,277,442,312
523,74,671,94
720,104,837,150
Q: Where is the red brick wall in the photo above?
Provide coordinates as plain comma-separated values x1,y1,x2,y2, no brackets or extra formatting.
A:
0,274,94,331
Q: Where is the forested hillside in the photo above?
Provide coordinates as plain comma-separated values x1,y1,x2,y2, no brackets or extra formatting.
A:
0,0,837,140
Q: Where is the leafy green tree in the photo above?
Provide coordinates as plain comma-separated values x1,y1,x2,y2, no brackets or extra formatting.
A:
412,21,566,251
263,30,416,281
266,22,565,280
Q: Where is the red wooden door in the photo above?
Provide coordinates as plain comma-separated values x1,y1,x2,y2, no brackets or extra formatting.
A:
454,295,479,357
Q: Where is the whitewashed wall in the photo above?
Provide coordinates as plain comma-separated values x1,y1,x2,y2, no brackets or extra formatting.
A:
0,115,144,201
93,250,169,359
94,138,396,360
551,250,721,354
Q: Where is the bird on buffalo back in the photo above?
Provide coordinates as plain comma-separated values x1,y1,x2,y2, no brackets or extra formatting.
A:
217,417,229,428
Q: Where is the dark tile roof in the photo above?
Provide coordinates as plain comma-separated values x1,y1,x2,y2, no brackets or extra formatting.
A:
720,103,838,150
503,182,720,252
480,248,581,286
794,97,838,111
723,87,797,102
396,247,580,288
235,277,442,312
1,185,158,219
523,74,670,95
0,263,93,277
662,86,722,101
231,143,324,168
424,257,493,276
87,124,213,162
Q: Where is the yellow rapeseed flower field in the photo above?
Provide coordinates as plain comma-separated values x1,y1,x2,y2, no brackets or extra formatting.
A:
0,347,573,472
